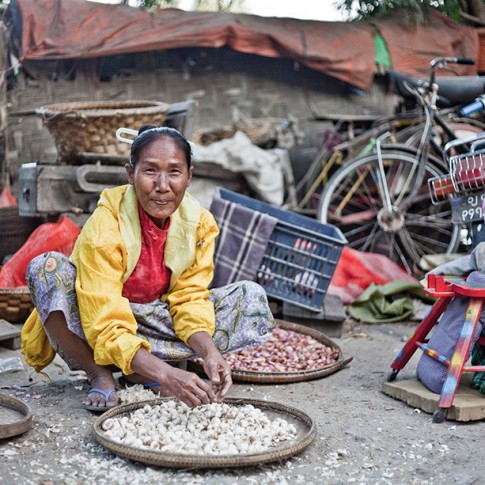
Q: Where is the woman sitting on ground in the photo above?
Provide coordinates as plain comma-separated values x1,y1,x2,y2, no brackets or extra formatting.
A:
21,126,274,412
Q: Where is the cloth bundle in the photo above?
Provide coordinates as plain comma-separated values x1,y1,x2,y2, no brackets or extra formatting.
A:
416,270,485,394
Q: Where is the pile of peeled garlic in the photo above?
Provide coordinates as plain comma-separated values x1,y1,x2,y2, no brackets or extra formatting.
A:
101,400,298,455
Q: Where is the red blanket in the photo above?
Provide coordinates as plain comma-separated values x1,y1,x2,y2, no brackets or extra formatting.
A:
328,246,418,304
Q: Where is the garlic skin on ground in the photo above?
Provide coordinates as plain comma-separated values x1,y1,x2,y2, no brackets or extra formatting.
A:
101,401,298,455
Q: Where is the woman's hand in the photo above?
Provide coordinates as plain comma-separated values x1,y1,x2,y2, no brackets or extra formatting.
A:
161,365,218,407
201,350,232,401
130,347,218,407
188,332,233,401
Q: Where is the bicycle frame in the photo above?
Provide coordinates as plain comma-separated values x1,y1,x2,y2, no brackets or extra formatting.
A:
318,56,481,274
374,57,476,213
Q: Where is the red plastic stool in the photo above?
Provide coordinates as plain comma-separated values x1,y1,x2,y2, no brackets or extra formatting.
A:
388,274,485,422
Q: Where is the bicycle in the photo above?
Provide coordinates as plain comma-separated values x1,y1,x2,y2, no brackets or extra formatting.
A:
316,57,485,276
288,69,485,215
430,131,485,248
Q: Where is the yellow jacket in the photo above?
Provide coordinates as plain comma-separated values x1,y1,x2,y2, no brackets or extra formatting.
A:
21,185,219,375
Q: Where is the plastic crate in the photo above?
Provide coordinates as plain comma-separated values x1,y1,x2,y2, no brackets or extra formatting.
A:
216,188,347,311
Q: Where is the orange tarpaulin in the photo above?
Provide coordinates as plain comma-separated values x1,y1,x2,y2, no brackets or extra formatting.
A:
372,10,478,81
13,0,478,91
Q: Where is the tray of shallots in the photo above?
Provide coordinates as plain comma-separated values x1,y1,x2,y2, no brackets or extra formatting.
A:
191,319,352,384
94,397,316,468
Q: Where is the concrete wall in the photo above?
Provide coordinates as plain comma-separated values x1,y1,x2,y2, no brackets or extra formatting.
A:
4,47,397,193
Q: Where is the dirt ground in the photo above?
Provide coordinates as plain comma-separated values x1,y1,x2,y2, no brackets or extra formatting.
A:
1,316,484,485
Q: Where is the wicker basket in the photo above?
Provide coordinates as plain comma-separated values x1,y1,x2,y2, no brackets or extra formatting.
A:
36,100,170,163
94,397,316,468
0,288,34,323
188,319,353,384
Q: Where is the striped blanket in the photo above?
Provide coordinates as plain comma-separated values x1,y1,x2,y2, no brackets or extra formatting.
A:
210,194,277,288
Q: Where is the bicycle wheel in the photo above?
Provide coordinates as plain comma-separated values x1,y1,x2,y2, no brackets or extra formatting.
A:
317,150,460,275
397,121,485,155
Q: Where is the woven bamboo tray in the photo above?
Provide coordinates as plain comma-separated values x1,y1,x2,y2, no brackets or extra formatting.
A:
189,319,352,384
0,393,32,439
0,287,34,323
36,100,170,163
94,397,316,468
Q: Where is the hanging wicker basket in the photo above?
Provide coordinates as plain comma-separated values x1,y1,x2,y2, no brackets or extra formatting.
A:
36,100,170,164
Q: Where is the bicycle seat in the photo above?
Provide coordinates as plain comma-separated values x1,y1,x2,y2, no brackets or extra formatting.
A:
387,70,485,108
436,77,485,107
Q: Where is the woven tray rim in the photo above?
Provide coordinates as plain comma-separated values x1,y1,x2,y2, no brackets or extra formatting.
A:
35,100,170,119
0,393,33,439
94,396,316,468
190,319,352,384
0,287,31,296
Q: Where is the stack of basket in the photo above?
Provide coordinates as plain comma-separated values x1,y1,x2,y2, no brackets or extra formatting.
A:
0,288,33,323
0,207,41,323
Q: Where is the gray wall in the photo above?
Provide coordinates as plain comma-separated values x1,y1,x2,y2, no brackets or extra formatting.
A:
4,48,397,193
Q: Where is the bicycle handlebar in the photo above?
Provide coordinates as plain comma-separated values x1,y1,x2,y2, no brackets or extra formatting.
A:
429,57,476,85
451,57,475,65
430,57,475,67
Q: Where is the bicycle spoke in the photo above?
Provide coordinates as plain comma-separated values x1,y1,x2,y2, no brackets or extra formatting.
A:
348,222,382,249
385,158,411,204
394,162,419,207
331,162,388,218
404,218,455,250
402,217,453,256
393,236,414,275
406,215,454,229
341,220,377,239
318,151,460,276
371,229,396,257
407,206,452,219
397,226,422,263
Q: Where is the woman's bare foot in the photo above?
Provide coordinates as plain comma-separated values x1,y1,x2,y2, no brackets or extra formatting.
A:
82,373,119,410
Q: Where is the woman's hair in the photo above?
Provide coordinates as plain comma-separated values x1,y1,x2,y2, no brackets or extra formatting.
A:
129,125,192,169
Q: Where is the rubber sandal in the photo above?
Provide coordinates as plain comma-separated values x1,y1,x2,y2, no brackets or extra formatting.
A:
118,376,161,391
82,387,118,413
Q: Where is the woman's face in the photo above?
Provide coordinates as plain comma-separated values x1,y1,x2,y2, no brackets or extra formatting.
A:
125,136,192,228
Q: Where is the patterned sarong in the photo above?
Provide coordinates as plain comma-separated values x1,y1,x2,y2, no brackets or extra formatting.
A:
26,252,274,370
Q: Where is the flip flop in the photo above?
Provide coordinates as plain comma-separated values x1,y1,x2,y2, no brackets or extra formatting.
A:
82,387,118,413
118,376,161,391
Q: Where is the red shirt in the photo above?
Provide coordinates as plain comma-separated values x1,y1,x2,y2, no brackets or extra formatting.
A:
122,204,171,303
